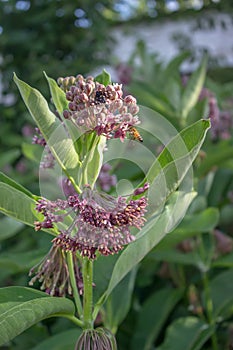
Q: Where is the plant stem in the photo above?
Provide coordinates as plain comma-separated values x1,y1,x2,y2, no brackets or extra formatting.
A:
67,251,83,318
54,313,84,328
83,258,94,329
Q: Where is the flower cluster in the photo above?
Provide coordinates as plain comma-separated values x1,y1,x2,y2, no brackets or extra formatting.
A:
35,184,149,260
57,74,140,141
29,247,83,296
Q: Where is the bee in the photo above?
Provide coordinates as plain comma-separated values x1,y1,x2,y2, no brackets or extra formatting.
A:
128,126,143,142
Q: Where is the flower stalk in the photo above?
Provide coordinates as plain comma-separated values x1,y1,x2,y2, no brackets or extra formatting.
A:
83,258,94,329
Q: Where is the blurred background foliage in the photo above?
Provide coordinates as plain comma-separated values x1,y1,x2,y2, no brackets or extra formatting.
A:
1,0,233,349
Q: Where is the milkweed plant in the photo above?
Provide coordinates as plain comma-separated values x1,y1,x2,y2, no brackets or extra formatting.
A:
0,70,210,349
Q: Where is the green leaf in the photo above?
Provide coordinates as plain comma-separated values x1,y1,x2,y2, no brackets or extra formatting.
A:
144,119,210,216
156,317,213,350
44,72,68,117
0,216,24,241
155,207,219,250
0,171,34,198
13,74,81,184
208,269,233,320
180,55,207,120
104,268,137,333
130,288,183,350
94,69,111,86
30,329,82,350
0,182,37,227
0,286,75,345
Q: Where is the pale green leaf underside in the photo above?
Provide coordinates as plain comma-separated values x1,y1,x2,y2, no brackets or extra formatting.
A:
13,74,81,182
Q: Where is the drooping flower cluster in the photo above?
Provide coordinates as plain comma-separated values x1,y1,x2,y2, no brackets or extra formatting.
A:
29,247,83,296
57,74,140,141
35,184,149,260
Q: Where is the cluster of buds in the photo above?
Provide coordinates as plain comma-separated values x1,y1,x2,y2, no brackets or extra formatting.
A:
57,74,140,141
35,184,149,260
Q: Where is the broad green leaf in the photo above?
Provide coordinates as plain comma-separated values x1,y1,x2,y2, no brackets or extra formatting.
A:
0,216,24,241
0,182,55,235
0,171,34,198
44,72,68,117
104,268,137,333
0,287,75,345
95,191,196,310
155,207,219,250
0,182,37,227
208,269,233,320
13,74,81,183
130,288,183,350
143,119,210,216
31,329,82,350
0,149,20,169
94,69,111,86
180,56,207,120
156,317,213,350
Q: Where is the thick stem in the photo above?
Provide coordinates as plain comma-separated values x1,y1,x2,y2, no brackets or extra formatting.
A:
67,251,83,318
83,258,94,329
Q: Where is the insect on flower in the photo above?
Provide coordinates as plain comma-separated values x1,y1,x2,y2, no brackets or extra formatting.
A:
129,126,143,142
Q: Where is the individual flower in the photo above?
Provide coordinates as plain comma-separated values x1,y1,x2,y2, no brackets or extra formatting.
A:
57,74,140,141
35,184,149,260
28,246,83,296
75,328,117,350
